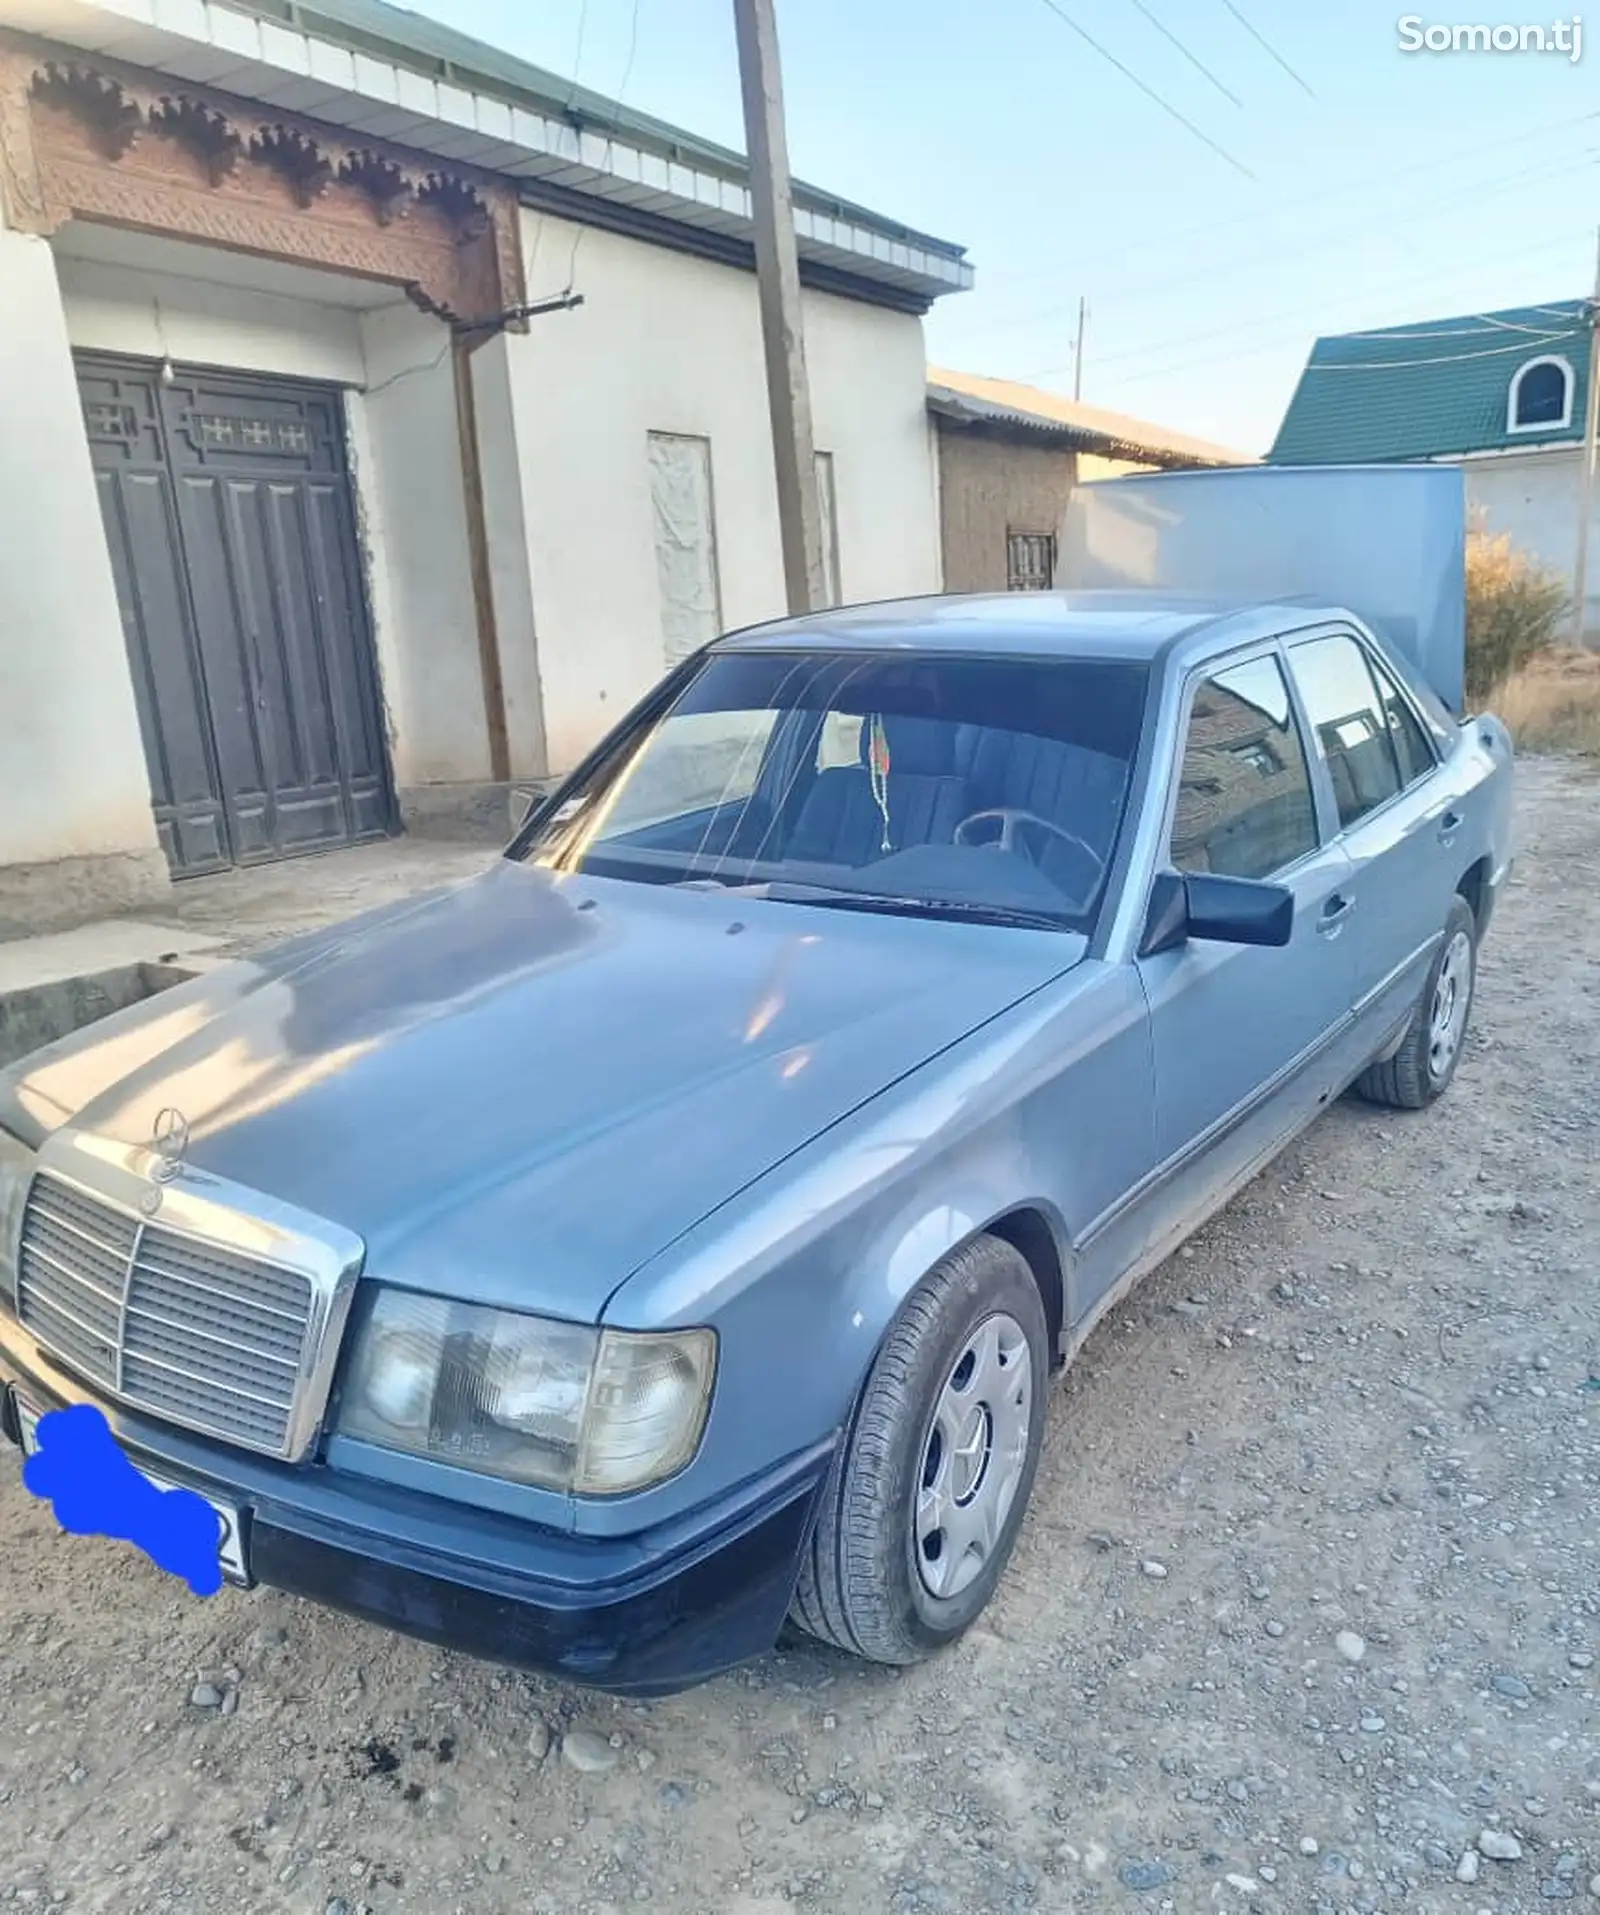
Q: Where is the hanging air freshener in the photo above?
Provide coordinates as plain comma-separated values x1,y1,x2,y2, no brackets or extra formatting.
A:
868,714,892,853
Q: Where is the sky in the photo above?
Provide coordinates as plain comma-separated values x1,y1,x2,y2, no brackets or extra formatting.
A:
402,0,1598,456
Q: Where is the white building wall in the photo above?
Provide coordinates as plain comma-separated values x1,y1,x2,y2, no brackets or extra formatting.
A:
470,333,548,779
55,253,368,386
3,204,949,909
354,302,486,789
0,214,165,919
506,212,942,771
805,287,944,609
1461,447,1598,638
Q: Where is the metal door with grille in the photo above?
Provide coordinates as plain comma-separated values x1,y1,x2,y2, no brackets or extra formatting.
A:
78,355,393,875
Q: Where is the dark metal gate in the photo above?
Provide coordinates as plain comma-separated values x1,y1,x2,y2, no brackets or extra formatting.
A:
77,355,394,876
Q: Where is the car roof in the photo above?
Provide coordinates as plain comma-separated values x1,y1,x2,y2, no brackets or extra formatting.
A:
712,590,1355,664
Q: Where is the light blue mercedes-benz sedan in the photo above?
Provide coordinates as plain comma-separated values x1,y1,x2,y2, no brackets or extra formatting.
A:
0,575,1514,1693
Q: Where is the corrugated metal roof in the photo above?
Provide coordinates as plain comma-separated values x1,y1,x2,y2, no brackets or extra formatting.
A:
236,0,965,258
0,0,971,305
1269,300,1592,463
927,367,1253,468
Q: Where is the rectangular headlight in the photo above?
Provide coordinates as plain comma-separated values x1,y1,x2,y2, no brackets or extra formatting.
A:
0,1127,35,1310
335,1288,715,1496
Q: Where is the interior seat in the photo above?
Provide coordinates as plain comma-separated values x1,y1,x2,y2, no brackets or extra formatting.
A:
785,715,970,866
955,728,1125,885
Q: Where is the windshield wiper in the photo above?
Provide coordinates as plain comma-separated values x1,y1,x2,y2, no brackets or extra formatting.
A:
757,884,1071,932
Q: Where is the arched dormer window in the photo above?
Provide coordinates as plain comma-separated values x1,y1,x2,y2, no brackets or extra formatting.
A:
1507,355,1574,434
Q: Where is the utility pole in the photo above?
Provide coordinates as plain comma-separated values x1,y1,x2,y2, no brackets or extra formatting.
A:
1573,227,1600,648
733,0,826,614
1073,295,1088,402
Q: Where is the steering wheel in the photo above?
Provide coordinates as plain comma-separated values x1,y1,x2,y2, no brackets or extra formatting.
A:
956,806,1104,872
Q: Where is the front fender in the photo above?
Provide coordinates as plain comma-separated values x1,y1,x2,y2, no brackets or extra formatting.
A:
585,962,1151,1538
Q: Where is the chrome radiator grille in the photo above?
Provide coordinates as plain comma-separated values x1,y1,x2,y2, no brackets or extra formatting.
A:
17,1173,314,1455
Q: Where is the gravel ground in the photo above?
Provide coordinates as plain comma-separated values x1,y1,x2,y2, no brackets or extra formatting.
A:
1,757,1596,1915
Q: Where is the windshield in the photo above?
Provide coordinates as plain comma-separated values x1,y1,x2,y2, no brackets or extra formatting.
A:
515,649,1150,931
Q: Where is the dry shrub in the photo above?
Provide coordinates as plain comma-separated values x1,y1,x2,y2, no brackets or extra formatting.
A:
1465,523,1570,704
1489,648,1600,755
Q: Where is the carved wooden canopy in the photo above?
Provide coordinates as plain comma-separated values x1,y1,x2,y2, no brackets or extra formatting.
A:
0,32,525,326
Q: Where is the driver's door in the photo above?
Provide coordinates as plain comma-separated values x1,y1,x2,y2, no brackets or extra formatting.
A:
1134,651,1361,1239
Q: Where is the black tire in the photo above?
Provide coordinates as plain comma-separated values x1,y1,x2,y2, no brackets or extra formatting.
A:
790,1235,1049,1665
1355,894,1478,1110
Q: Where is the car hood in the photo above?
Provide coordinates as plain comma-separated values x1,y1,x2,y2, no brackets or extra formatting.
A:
7,863,1082,1321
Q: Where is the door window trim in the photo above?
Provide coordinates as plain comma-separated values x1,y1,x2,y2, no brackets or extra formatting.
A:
1286,626,1441,841
1362,644,1441,787
1154,639,1329,892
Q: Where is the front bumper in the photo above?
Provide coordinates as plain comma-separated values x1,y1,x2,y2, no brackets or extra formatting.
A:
0,1325,831,1696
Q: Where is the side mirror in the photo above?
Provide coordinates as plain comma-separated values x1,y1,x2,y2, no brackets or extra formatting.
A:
1140,869,1294,957
508,786,540,834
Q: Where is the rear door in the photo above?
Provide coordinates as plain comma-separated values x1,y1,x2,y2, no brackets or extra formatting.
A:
1285,630,1455,1049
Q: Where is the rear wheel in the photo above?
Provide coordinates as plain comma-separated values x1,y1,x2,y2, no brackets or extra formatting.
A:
1356,894,1477,1110
790,1235,1049,1665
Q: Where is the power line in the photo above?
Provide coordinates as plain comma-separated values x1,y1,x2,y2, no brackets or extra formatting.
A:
563,0,592,110
1303,331,1577,372
974,107,1599,306
1036,0,1255,178
1065,232,1588,389
560,0,647,295
526,0,595,296
1103,147,1598,352
1009,229,1587,387
1121,0,1243,107
616,0,644,98
1339,311,1586,340
956,141,1600,348
1218,0,1314,97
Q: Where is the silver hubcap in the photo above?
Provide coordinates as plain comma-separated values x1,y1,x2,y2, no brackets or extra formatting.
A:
914,1313,1033,1600
1428,929,1473,1078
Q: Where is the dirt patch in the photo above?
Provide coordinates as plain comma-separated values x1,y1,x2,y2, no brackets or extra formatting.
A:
1,758,1596,1914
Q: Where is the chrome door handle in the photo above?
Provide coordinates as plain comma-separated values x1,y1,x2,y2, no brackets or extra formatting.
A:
1317,893,1355,937
1437,809,1463,845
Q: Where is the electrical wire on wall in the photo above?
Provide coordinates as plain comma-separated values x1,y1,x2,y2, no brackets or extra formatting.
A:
556,0,645,297
363,336,453,398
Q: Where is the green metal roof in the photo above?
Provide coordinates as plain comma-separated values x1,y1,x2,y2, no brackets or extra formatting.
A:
240,0,967,261
1269,300,1591,463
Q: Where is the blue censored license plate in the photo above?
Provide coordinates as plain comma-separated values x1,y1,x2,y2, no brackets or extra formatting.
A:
15,1392,250,1585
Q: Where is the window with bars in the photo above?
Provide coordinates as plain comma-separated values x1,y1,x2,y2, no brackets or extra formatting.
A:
1006,530,1056,592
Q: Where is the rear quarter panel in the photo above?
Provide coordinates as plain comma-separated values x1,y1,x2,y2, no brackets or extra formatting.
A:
1427,709,1516,917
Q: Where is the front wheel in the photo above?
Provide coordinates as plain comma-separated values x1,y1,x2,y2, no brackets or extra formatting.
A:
790,1235,1049,1665
1355,894,1477,1110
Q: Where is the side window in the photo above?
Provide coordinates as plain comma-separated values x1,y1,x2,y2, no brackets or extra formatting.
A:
1368,654,1436,786
1289,635,1403,829
1170,655,1318,880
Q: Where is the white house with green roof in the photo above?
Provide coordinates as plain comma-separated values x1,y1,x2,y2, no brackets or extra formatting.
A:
0,0,971,924
1270,300,1596,642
